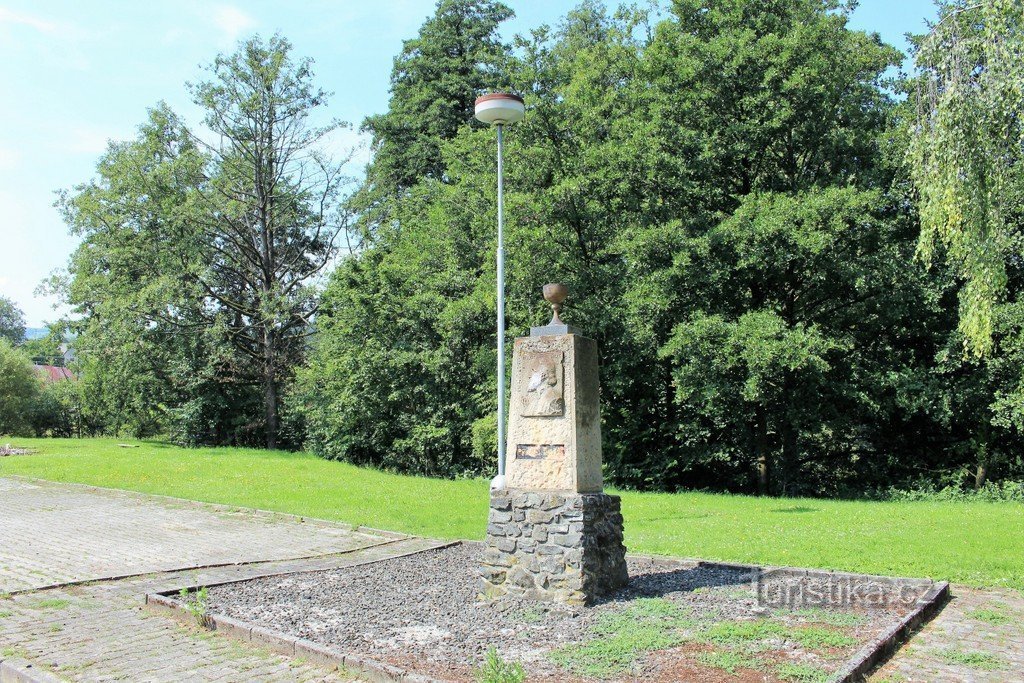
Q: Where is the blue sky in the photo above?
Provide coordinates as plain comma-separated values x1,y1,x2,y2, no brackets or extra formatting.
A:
0,0,936,327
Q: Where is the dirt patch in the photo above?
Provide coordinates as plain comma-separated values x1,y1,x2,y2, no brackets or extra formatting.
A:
0,445,34,456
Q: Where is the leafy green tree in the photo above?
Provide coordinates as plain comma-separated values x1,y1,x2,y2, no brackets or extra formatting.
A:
58,104,217,440
0,339,40,436
908,0,1024,355
301,0,969,496
60,36,349,448
354,0,513,239
0,296,26,345
189,34,350,449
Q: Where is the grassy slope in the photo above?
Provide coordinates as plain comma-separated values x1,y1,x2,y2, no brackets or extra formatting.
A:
2,437,1021,589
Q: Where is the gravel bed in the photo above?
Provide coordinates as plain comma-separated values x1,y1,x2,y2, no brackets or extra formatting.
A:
203,542,922,682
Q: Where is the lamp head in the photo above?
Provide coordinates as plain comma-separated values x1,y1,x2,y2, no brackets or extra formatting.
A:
475,92,525,126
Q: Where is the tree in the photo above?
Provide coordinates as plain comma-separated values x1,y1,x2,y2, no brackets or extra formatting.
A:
189,34,351,449
0,339,40,436
908,0,1024,355
0,296,26,345
58,104,221,440
352,0,513,243
300,0,969,496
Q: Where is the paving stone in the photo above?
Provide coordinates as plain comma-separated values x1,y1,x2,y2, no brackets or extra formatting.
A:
0,476,443,682
0,478,386,594
869,586,1024,681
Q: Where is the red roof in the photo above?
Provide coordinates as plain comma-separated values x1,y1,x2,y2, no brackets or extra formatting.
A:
34,365,75,382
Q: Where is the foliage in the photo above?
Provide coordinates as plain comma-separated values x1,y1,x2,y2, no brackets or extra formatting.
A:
39,1,1024,499
878,480,1024,502
0,340,40,435
549,598,692,677
359,0,513,202
474,648,526,683
775,663,830,683
908,0,1024,355
27,380,82,438
2,437,1023,589
58,36,349,448
295,0,515,474
695,651,761,675
0,297,26,346
302,0,999,497
178,586,211,628
938,648,1007,670
20,328,65,367
187,34,351,448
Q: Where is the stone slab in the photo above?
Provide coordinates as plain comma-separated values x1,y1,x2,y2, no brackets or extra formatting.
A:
0,477,387,593
505,334,602,492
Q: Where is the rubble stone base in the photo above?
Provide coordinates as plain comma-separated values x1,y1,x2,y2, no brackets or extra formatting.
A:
479,489,628,605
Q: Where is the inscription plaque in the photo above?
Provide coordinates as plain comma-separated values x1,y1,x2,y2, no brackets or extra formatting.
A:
515,444,566,460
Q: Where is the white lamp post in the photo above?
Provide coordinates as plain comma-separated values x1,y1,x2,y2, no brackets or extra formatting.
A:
475,92,525,491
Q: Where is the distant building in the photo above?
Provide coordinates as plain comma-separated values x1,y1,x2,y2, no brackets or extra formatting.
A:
34,364,75,382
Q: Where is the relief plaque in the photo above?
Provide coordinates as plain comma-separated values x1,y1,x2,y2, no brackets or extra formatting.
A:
521,350,564,417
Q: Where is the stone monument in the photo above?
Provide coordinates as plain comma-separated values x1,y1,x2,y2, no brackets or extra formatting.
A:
480,284,628,605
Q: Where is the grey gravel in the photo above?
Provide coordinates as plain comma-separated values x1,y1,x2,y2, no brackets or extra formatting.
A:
204,542,922,681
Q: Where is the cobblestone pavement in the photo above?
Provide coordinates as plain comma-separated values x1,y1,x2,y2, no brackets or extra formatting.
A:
0,476,447,681
4,477,1023,682
871,585,1024,682
0,478,391,594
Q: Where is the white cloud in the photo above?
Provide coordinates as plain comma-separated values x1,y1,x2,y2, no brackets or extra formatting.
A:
0,146,20,171
210,5,257,44
0,7,58,34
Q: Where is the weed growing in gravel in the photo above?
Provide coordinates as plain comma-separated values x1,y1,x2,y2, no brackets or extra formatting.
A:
701,619,855,650
516,607,544,624
549,598,694,678
792,607,867,627
939,648,1007,670
790,626,857,649
702,619,787,645
179,587,211,628
474,647,526,683
28,598,71,611
967,608,1012,625
0,610,12,618
696,650,762,674
776,662,830,682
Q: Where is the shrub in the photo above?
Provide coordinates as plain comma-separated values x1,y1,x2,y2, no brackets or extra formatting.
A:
0,339,40,436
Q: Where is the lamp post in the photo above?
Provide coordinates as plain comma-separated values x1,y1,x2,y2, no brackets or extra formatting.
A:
475,92,525,491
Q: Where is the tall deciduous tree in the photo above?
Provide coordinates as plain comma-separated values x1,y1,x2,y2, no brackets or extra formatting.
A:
189,34,351,449
909,0,1024,355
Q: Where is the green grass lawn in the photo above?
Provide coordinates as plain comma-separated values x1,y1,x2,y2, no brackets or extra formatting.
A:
2,437,1022,590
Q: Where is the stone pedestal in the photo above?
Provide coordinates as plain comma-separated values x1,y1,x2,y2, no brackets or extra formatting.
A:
480,489,628,605
480,288,627,606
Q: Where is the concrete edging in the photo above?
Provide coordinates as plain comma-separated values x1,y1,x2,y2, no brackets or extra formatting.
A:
145,542,950,683
145,540,464,683
828,580,950,682
0,658,64,683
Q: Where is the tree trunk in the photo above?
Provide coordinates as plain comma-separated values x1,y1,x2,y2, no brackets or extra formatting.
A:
974,461,988,490
264,329,278,450
755,405,769,496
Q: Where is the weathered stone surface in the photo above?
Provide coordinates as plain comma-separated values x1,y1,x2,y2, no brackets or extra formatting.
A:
505,334,603,492
479,489,628,605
